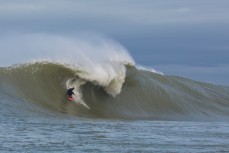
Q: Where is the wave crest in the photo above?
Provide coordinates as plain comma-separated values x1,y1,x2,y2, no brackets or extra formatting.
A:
0,34,135,96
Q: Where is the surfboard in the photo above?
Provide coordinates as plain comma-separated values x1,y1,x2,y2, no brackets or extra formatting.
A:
68,96,75,101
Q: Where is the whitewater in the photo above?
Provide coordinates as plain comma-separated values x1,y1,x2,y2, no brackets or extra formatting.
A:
1,34,229,152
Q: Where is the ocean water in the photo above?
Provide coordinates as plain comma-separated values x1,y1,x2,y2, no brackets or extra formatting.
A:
1,114,229,152
1,36,229,152
1,63,229,153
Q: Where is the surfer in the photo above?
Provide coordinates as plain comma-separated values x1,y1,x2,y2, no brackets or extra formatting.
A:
67,87,75,98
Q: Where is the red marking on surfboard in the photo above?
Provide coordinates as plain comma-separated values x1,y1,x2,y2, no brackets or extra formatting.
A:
68,96,75,101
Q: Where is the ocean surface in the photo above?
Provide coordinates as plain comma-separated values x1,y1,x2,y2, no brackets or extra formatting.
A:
1,36,229,152
1,62,229,153
1,115,229,153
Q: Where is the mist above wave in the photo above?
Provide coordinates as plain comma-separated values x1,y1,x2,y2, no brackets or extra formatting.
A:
0,33,135,96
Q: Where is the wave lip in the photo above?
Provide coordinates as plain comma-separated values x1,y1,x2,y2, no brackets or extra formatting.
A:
0,33,135,97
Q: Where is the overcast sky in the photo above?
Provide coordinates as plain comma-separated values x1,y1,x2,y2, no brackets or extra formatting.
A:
0,0,229,85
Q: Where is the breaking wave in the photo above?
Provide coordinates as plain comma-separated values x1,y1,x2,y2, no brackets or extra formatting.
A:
1,62,229,121
0,34,229,121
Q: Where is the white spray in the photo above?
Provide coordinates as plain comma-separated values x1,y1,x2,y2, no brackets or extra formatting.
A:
0,33,135,99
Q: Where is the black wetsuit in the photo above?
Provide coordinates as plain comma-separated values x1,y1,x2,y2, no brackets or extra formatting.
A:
67,88,75,98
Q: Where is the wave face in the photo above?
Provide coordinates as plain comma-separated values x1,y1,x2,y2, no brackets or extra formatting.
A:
1,62,229,121
0,34,229,121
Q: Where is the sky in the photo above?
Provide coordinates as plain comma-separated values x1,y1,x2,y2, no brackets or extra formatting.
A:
0,0,229,85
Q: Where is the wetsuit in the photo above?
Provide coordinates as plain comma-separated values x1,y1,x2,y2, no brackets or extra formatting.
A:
67,87,75,98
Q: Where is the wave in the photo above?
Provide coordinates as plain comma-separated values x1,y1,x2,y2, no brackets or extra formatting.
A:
0,34,229,121
1,62,229,121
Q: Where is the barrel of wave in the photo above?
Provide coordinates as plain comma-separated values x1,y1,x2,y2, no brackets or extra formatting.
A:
66,78,90,109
